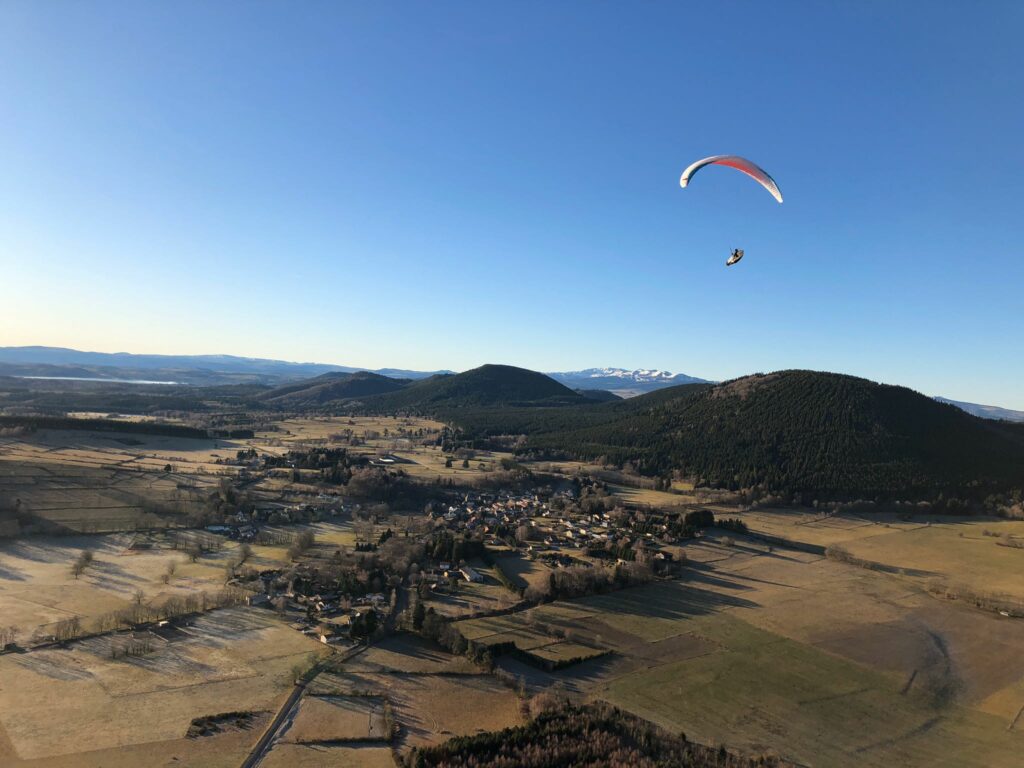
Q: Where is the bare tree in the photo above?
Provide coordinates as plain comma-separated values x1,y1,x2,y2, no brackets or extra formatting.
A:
237,543,253,564
0,626,18,648
70,549,95,579
54,616,83,642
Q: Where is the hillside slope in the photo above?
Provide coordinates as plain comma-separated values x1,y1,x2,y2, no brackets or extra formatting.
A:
261,371,409,407
461,371,1024,499
362,364,586,411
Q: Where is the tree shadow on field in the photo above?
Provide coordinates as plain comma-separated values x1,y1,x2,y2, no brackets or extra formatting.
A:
682,560,762,593
13,649,96,681
84,559,148,594
186,606,277,647
580,578,760,631
374,634,446,663
0,560,28,580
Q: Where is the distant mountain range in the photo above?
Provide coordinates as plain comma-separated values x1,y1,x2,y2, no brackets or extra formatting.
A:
0,346,448,385
546,368,710,397
1,347,1020,421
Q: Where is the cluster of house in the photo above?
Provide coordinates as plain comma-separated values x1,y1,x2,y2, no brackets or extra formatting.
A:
205,499,358,541
426,491,551,536
428,489,682,568
419,562,484,587
245,568,388,645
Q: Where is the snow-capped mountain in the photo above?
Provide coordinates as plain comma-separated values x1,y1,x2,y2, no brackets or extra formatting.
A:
547,368,711,397
934,397,1024,423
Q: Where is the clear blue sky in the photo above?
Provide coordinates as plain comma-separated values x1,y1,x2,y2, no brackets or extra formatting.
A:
1,2,1022,407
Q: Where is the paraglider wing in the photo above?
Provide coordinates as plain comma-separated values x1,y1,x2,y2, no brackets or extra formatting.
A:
680,155,783,203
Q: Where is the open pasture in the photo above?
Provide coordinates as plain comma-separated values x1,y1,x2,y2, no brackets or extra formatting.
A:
261,743,395,768
841,519,1024,599
0,722,267,768
254,415,442,446
493,551,555,591
0,532,291,640
0,430,240,532
0,606,325,763
311,639,522,755
281,695,388,743
352,634,479,675
603,611,1022,768
735,510,1024,600
391,444,516,481
492,532,1024,767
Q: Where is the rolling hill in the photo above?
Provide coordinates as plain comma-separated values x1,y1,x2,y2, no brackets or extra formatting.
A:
260,371,409,407
575,389,623,402
452,371,1024,500
360,364,587,411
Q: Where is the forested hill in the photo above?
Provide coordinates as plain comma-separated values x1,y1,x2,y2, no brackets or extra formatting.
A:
361,364,587,410
260,371,408,406
453,371,1024,501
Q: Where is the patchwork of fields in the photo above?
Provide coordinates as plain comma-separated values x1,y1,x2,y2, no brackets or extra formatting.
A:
489,537,1024,767
0,606,326,766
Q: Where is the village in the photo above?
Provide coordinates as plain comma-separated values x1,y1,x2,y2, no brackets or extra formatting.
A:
201,477,717,655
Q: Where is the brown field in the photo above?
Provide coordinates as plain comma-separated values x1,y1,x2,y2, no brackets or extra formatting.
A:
0,606,326,765
311,637,522,755
261,742,395,768
0,416,449,534
493,552,554,591
352,634,479,675
487,532,1024,767
0,533,293,640
0,430,243,532
322,636,523,743
281,695,388,743
0,722,266,768
735,509,1024,600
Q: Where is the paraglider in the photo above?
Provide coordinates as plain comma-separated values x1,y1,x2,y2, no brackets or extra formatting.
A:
679,155,783,203
679,154,782,267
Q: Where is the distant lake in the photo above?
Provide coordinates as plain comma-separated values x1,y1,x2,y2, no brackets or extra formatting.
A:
17,376,181,386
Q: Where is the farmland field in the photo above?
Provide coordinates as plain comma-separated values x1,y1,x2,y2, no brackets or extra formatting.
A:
280,695,388,743
309,635,523,755
261,743,395,768
734,509,1024,599
0,606,326,766
486,535,1024,767
0,532,294,641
